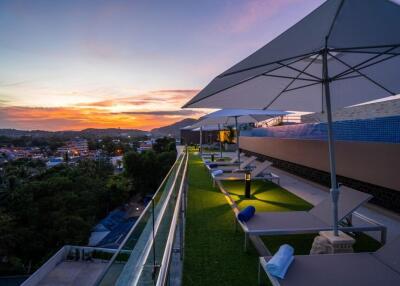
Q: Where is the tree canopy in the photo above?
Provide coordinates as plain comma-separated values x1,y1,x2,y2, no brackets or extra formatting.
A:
0,141,176,276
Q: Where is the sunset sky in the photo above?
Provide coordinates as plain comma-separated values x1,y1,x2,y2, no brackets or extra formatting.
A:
0,0,324,131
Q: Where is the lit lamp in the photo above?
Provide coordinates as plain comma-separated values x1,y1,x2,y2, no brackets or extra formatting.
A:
245,170,251,198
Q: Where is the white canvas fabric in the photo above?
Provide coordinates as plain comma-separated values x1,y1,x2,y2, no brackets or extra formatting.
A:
183,0,400,111
180,125,194,130
190,109,289,128
191,125,221,131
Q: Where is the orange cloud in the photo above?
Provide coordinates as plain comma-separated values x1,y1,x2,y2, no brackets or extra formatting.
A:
0,106,202,131
79,89,199,109
0,88,203,131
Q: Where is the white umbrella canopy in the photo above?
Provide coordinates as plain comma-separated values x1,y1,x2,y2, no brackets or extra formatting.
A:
183,0,400,236
191,125,222,131
191,115,256,128
180,125,194,130
191,109,289,128
183,0,400,111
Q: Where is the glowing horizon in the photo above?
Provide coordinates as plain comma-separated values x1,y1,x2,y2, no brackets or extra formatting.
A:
0,0,324,131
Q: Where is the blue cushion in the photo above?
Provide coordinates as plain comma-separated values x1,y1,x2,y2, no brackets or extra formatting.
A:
208,164,218,168
237,206,256,222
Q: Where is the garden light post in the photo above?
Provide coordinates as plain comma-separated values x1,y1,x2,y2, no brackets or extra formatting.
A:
245,170,251,199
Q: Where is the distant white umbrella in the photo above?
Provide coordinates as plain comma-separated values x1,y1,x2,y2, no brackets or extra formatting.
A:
183,0,400,236
191,125,221,131
192,109,289,163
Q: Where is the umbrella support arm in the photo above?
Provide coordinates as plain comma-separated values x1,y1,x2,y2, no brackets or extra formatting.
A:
323,46,339,237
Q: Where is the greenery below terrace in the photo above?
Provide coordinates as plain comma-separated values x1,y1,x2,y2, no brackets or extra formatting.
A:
0,134,146,156
183,152,381,286
0,137,177,276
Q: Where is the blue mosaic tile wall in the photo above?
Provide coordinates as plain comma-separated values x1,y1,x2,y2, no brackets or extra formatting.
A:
244,116,400,143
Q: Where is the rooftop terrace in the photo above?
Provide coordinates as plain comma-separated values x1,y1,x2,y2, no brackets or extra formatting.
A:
182,151,382,285
22,148,400,286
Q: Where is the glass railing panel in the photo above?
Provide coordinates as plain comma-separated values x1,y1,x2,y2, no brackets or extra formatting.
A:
114,153,186,286
136,158,185,285
95,153,184,286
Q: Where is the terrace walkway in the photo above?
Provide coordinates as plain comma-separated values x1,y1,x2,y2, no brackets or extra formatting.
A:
183,152,382,286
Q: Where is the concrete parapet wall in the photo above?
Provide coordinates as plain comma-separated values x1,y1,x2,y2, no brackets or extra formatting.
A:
240,136,399,191
240,136,400,212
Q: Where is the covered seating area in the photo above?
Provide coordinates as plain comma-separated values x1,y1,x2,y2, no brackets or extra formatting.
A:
211,160,280,186
183,151,386,285
183,0,400,284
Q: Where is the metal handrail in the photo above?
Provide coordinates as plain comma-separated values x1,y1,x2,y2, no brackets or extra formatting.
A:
156,149,189,286
94,152,185,285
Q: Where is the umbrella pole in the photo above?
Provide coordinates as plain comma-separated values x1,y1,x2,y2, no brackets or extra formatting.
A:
323,46,339,236
218,124,223,158
200,126,203,156
235,116,240,164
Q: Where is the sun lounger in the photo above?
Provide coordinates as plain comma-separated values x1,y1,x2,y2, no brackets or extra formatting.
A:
207,156,257,172
201,152,219,158
259,236,400,286
237,187,386,250
212,160,280,185
203,153,244,166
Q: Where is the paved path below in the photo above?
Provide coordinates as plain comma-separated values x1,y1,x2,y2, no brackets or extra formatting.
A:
38,261,107,286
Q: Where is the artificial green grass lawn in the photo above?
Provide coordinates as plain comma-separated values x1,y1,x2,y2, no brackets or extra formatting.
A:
183,153,381,285
183,154,261,285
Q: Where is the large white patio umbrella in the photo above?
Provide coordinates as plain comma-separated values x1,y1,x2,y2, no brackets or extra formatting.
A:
183,0,400,236
192,109,289,163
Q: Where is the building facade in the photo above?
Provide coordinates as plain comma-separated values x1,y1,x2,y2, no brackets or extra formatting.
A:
57,138,89,156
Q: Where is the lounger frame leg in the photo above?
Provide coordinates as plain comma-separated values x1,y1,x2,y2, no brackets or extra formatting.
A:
381,226,387,244
244,233,248,252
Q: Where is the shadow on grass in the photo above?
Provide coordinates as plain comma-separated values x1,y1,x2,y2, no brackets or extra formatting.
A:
224,182,312,212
